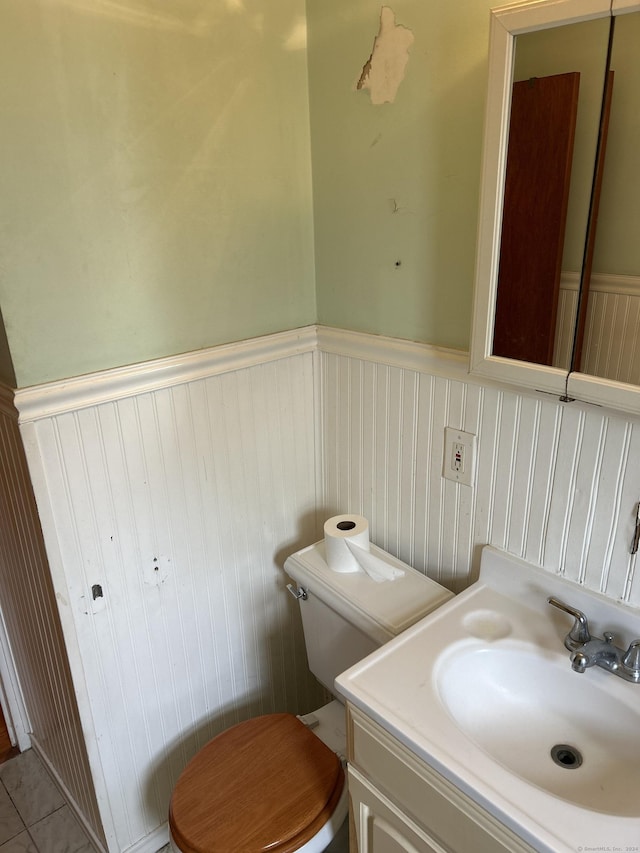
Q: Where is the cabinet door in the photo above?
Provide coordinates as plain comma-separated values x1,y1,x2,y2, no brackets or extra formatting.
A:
348,767,449,853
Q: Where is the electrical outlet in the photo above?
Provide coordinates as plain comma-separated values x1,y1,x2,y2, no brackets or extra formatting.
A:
443,427,477,486
452,442,464,473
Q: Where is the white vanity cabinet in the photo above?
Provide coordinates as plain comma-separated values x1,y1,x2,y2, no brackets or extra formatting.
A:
346,705,536,853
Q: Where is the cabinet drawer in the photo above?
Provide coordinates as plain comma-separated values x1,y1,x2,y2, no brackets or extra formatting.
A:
347,705,534,853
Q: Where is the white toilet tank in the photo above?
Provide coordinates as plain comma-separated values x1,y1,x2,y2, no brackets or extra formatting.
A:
284,540,452,695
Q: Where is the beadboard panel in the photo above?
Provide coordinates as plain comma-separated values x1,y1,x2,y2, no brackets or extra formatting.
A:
554,272,640,380
0,395,105,847
581,280,640,383
21,354,323,853
319,351,640,605
552,279,578,370
15,327,640,853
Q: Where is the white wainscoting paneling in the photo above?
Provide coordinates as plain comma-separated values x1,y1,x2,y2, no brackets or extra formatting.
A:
554,272,640,382
14,326,640,853
553,273,579,370
19,353,323,853
0,388,105,848
319,348,640,605
581,275,640,384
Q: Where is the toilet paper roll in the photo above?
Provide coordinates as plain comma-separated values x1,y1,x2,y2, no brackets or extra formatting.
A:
324,515,370,573
323,515,405,581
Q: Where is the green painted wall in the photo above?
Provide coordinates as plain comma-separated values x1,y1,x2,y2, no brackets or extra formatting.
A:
0,1,315,388
593,11,640,276
308,0,491,351
4,1,628,388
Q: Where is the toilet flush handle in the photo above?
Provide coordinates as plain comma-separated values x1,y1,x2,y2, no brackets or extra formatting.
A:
286,583,308,601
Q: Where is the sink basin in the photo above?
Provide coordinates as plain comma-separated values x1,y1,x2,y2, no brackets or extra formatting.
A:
436,644,640,815
335,546,640,852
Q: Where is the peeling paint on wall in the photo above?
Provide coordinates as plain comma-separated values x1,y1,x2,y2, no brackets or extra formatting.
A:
356,7,414,105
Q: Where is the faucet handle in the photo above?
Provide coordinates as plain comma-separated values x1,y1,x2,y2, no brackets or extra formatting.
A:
547,597,591,648
622,639,640,676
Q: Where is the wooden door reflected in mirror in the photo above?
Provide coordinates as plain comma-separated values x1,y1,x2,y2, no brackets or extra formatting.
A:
493,71,579,365
491,18,611,368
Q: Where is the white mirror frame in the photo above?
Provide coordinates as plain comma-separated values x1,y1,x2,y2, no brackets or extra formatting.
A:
470,0,640,413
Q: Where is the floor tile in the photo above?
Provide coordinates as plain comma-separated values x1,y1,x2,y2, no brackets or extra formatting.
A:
0,831,38,853
0,752,64,827
29,808,92,853
0,785,24,846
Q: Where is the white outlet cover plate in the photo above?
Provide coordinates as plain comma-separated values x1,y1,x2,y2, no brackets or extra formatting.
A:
443,427,477,486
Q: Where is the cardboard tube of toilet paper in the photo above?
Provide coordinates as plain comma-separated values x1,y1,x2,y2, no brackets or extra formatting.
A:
324,514,370,573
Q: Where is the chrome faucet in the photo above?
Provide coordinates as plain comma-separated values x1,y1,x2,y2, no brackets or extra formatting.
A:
548,597,640,683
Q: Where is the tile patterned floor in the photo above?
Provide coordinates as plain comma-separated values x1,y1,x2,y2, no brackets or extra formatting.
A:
0,750,348,853
0,751,94,853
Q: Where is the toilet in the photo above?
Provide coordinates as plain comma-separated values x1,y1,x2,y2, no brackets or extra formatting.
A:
168,539,452,853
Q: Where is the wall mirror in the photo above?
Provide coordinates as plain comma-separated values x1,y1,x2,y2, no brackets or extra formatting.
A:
470,0,640,414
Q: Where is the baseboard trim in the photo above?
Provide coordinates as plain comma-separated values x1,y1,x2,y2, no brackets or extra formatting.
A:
123,823,170,853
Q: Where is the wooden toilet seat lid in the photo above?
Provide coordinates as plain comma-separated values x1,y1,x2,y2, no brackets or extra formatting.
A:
169,713,345,853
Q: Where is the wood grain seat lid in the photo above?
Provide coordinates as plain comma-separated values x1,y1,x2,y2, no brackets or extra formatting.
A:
169,713,345,853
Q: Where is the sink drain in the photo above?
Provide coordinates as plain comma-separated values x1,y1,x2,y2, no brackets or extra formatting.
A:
550,744,583,769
